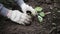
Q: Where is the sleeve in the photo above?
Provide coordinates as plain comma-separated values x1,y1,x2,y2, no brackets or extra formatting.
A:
0,3,9,16
14,0,25,7
0,4,3,11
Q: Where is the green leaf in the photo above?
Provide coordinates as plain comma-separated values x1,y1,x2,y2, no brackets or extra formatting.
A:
38,16,43,22
39,12,45,17
35,7,43,13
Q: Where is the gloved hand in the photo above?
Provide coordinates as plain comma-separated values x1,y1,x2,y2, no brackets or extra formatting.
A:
7,10,31,25
20,3,37,16
0,4,32,25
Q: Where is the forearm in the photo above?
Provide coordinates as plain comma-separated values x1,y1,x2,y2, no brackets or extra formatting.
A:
0,4,9,17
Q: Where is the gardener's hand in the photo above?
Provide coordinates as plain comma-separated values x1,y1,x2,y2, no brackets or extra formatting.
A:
21,3,37,16
7,10,31,25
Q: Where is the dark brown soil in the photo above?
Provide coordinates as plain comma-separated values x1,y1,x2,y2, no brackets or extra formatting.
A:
0,0,60,34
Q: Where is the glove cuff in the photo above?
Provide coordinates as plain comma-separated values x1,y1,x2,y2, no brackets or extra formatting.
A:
20,3,27,8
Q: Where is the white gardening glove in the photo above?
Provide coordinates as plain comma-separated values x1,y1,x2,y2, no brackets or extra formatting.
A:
7,10,31,25
0,4,31,25
14,0,37,16
20,3,37,16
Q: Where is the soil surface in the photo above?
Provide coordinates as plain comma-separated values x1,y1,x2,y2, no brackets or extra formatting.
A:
0,0,60,34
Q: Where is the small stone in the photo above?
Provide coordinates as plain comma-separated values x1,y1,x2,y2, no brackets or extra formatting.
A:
57,11,60,12
52,23,56,26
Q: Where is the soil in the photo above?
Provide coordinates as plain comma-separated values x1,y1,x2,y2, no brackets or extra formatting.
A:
0,0,60,34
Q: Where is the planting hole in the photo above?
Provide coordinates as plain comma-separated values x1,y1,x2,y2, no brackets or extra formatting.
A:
26,11,31,15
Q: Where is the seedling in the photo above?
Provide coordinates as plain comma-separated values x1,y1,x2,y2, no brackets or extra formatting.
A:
35,7,43,13
35,7,45,22
38,16,43,22
39,12,45,17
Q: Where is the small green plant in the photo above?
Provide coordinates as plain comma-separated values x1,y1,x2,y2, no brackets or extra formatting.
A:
35,7,45,22
35,7,43,13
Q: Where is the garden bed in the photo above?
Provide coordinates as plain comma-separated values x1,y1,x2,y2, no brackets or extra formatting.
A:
0,0,60,34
